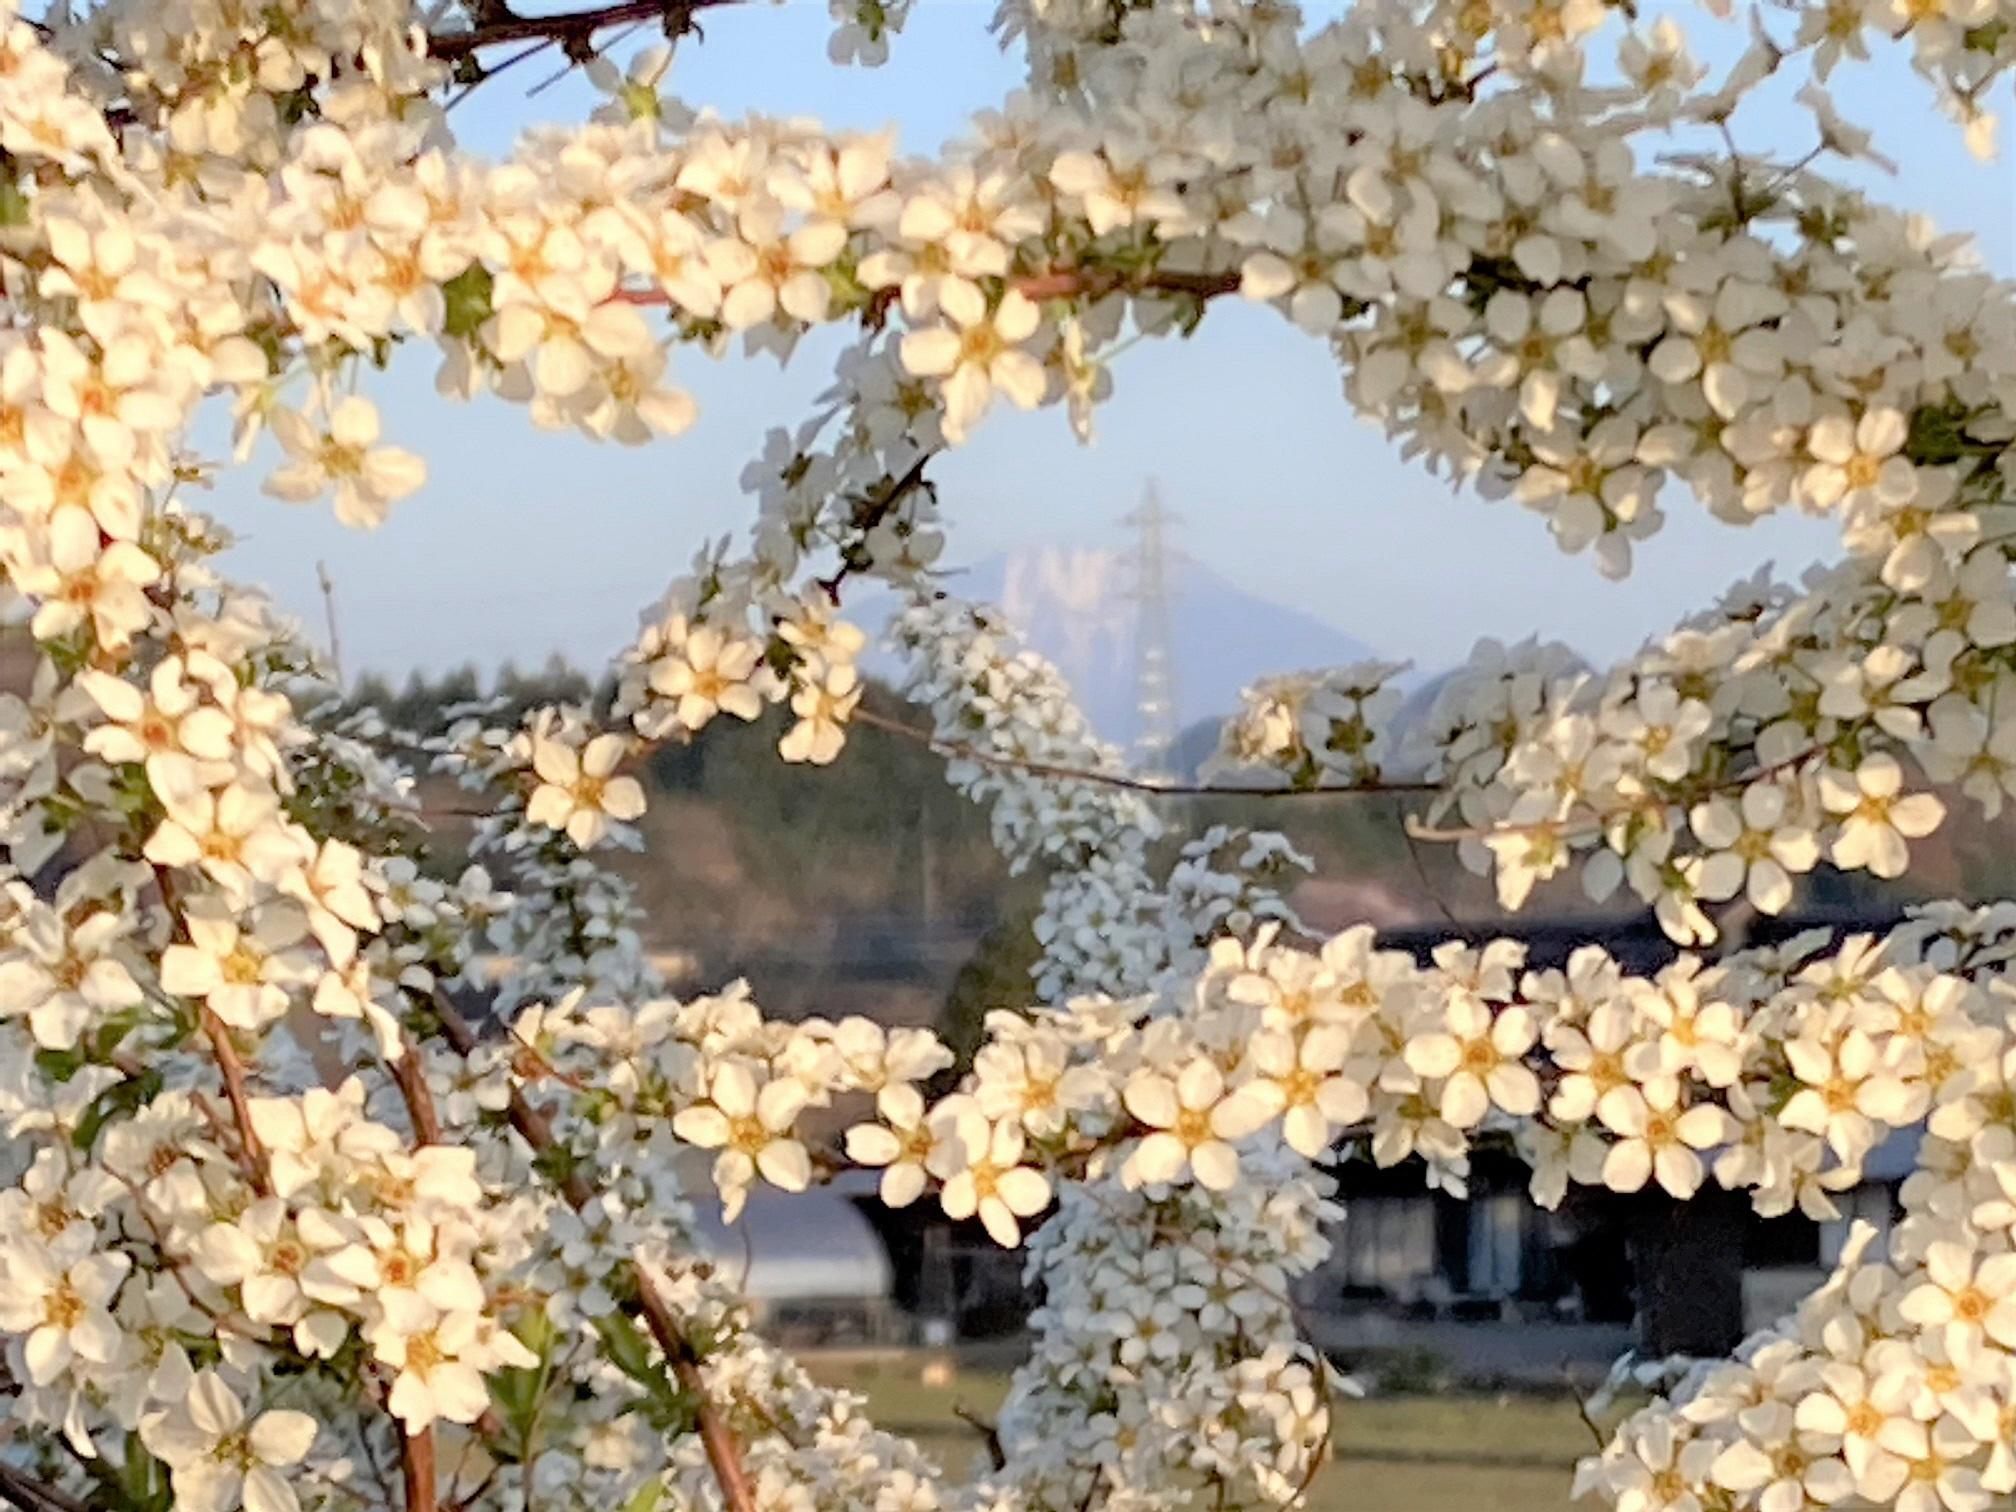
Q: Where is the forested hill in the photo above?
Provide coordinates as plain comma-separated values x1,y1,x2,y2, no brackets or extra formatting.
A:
337,658,1038,1025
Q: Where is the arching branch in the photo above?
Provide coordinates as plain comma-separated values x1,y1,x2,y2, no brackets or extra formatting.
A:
0,1464,87,1512
426,0,740,62
848,707,1441,801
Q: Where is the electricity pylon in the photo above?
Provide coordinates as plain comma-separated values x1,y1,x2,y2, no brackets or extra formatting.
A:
1122,480,1182,780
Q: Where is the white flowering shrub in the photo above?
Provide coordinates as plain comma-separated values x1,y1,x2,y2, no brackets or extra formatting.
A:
0,0,2012,1509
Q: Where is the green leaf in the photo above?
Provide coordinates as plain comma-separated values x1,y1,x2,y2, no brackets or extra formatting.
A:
178,1327,226,1370
442,264,496,342
485,1306,559,1460
275,86,318,127
512,1307,559,1357
118,1442,171,1512
821,259,871,315
640,1379,698,1436
73,1066,163,1152
592,1313,697,1435
487,1366,543,1460
532,1139,582,1190
34,1047,85,1084
592,1313,659,1385
85,1005,148,1062
1963,18,2008,51
1905,399,1984,468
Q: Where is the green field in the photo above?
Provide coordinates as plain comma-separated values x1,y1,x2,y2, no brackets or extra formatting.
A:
812,1357,2016,1511
806,1358,1597,1511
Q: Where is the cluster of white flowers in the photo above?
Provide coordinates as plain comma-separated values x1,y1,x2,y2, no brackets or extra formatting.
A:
983,1166,1340,1511
619,589,873,767
0,0,2011,1508
1216,516,2016,946
1573,903,2016,1512
890,596,1313,1001
833,898,2016,1509
1208,661,1412,789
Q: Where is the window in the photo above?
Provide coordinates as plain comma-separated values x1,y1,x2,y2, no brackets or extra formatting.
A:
1820,1183,1897,1266
1466,1194,1525,1298
1339,1197,1437,1295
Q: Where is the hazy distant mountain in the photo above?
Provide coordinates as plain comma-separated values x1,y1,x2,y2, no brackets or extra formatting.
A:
866,545,1384,752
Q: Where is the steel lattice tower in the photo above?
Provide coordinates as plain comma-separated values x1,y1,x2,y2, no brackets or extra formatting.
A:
1123,480,1182,779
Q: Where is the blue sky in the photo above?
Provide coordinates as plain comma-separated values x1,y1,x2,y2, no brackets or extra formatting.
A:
205,4,2015,689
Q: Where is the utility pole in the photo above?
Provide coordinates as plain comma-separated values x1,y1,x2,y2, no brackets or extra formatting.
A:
317,560,345,691
1122,480,1182,779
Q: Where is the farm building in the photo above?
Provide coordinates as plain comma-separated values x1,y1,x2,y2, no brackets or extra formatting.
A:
692,1181,901,1345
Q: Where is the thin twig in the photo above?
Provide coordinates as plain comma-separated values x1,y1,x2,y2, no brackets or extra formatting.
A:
442,39,550,112
950,1405,1006,1471
612,265,1243,318
526,15,647,96
1401,739,1830,845
427,994,758,1512
849,708,1441,801
815,451,938,603
114,1046,237,1155
426,0,736,60
1564,1364,1610,1450
0,1462,88,1512
201,1009,271,1195
1399,803,1462,928
390,1034,449,1512
1717,119,1751,223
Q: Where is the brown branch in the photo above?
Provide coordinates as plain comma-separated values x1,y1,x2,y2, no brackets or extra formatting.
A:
391,1040,445,1146
145,877,476,1512
1011,266,1242,303
427,995,757,1512
112,1046,238,1155
0,1463,88,1512
390,1034,455,1512
1400,740,1832,845
815,451,938,604
150,864,272,1195
611,266,1242,317
201,1009,271,1196
399,1425,438,1512
426,0,737,60
848,708,1442,801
